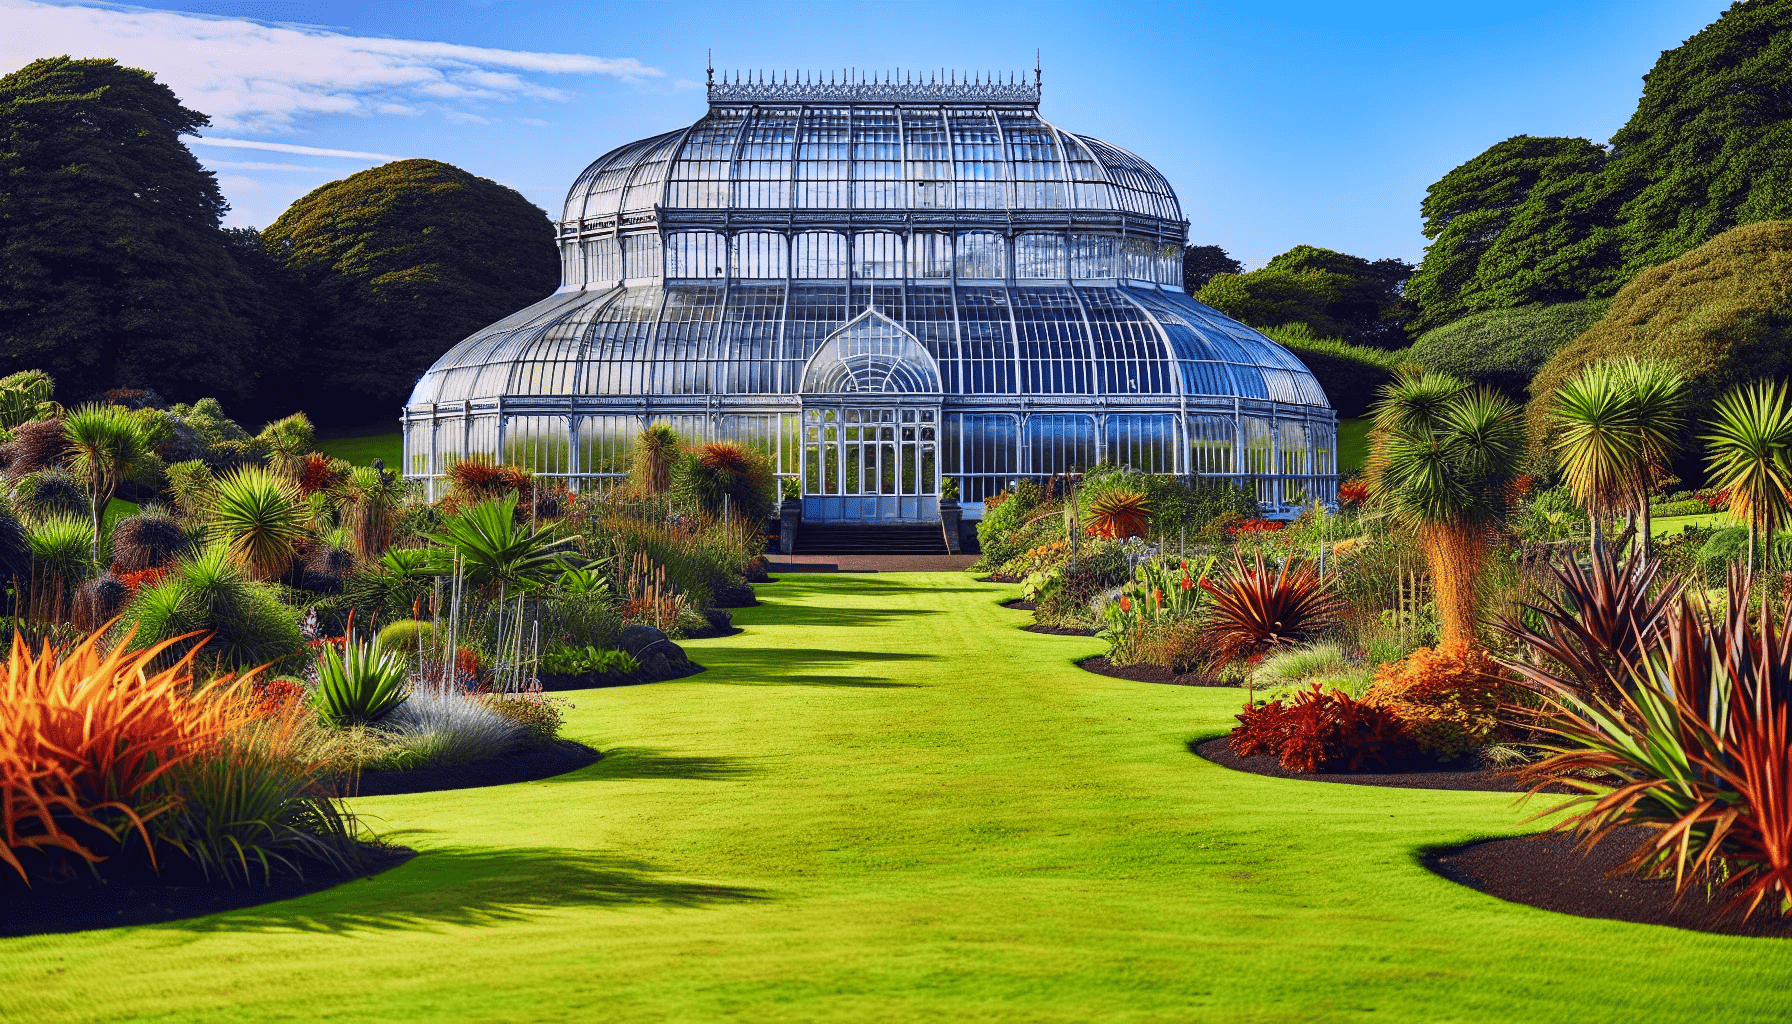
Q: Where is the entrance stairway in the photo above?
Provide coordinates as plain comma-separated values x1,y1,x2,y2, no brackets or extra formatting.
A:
793,522,949,555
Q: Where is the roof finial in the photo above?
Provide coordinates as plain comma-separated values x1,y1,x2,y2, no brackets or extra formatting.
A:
1035,49,1042,92
706,50,713,89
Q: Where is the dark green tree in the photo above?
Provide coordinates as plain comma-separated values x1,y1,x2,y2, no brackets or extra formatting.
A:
264,159,559,424
1409,2,1792,333
1195,245,1413,348
0,57,265,406
1181,244,1242,294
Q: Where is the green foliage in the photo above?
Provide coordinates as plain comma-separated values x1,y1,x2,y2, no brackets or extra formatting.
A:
974,481,1046,569
13,470,88,523
1410,4,1792,330
1196,245,1414,349
429,493,576,590
1406,299,1609,401
1262,325,1406,418
1702,378,1792,568
209,465,306,579
165,459,217,518
479,692,569,747
540,645,640,677
1527,222,1792,481
1033,542,1130,628
26,514,95,588
1180,244,1242,293
0,58,271,406
312,637,410,726
343,547,434,621
630,425,681,494
63,402,150,559
375,619,435,658
263,158,558,424
118,543,303,669
672,442,776,524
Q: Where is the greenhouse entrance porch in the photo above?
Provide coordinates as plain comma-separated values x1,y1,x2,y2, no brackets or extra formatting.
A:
799,405,940,523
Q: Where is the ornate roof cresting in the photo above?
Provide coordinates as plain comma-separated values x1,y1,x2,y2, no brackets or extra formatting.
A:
706,68,1041,106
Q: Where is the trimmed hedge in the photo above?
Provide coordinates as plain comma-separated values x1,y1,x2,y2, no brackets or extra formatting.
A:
1263,326,1407,419
1406,299,1608,402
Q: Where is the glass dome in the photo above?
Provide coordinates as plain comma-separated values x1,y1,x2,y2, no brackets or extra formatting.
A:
405,71,1337,520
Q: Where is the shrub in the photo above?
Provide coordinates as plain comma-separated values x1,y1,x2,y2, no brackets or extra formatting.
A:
1263,325,1405,418
312,637,410,727
161,711,361,885
375,688,525,769
0,631,250,883
1363,641,1504,760
673,441,776,524
975,479,1046,568
210,466,306,579
376,620,435,659
26,514,95,590
344,547,435,622
12,470,87,523
1198,554,1342,671
480,692,570,747
630,425,681,494
111,511,190,571
1033,542,1129,627
0,418,67,480
164,459,217,518
1228,684,1413,773
1649,498,1710,518
1106,613,1206,673
448,459,533,506
118,544,304,670
1407,299,1609,402
71,574,127,630
540,645,639,676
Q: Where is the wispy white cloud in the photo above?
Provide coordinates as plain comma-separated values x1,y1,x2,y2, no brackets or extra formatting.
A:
204,160,335,172
0,0,661,133
183,137,402,160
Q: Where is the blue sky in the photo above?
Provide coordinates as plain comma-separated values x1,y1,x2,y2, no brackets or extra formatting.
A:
1,0,1730,268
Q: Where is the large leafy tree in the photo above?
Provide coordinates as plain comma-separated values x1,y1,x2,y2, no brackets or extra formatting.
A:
0,57,268,406
1181,244,1242,294
1195,245,1414,349
1410,2,1792,332
264,159,559,424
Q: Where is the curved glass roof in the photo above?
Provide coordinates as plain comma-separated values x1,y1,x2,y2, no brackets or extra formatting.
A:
407,283,1326,408
561,107,1182,224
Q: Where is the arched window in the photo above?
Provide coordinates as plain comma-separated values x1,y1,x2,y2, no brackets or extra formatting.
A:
792,231,847,279
732,232,788,279
956,232,1006,279
853,232,904,279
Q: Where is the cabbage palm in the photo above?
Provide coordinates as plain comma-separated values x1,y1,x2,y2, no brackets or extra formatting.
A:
210,466,307,579
338,465,405,559
1703,379,1792,578
62,403,149,561
1551,361,1641,559
1618,357,1688,561
1370,372,1523,647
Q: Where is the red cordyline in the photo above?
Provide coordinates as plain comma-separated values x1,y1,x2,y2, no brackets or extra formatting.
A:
1196,553,1341,671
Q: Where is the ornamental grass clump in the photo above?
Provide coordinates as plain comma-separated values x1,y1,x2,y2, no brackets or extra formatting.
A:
117,544,304,670
375,688,525,769
209,465,307,580
0,630,252,884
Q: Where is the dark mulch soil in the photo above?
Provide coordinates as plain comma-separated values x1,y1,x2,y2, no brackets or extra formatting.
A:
0,844,414,938
1428,826,1792,938
1081,656,1231,686
1191,736,1527,791
343,740,602,797
680,623,743,639
537,663,706,691
1026,624,1099,636
1000,599,1036,610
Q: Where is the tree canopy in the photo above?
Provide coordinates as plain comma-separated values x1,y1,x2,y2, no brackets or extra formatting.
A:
1181,244,1242,294
1406,298,1609,403
264,159,559,424
0,57,268,407
1194,244,1413,349
1409,1,1792,333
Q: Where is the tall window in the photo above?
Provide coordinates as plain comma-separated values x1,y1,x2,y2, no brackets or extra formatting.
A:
666,231,728,278
956,232,1005,279
793,231,847,279
853,232,904,279
1014,233,1066,279
910,232,952,279
732,232,787,279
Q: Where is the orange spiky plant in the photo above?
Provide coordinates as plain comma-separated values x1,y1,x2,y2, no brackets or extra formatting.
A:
1084,488,1152,540
0,628,256,884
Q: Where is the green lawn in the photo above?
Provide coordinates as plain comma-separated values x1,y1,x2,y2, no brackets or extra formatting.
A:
5,574,1788,1022
1652,510,1734,536
1338,416,1369,474
316,430,402,470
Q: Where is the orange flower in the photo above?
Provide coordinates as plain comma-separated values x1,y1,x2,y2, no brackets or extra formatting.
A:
1119,596,1131,612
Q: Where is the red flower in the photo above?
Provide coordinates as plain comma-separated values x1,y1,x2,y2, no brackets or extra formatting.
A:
1180,576,1193,590
1120,596,1132,612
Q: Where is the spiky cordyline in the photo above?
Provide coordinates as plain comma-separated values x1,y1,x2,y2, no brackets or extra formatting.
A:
1703,379,1792,577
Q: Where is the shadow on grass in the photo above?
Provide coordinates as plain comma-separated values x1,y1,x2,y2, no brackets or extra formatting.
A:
699,647,933,687
174,846,770,935
562,747,761,781
742,605,943,628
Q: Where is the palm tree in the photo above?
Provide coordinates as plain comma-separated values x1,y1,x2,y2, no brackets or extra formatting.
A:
257,412,315,481
1703,379,1792,578
1616,357,1687,561
62,403,149,561
1369,372,1523,648
1551,361,1641,559
210,465,307,579
630,424,680,495
338,464,405,558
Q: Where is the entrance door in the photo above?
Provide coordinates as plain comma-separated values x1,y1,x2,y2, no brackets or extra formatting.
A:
801,406,938,521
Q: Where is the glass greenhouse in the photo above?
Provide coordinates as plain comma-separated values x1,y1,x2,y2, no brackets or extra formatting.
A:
403,70,1337,522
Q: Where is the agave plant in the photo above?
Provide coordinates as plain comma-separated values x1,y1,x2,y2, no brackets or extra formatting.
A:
312,636,411,727
210,465,307,580
1197,553,1341,671
1514,567,1792,919
1084,488,1152,540
1491,543,1683,704
427,492,577,590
